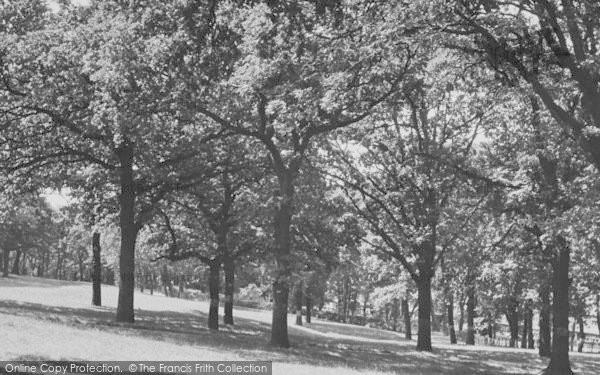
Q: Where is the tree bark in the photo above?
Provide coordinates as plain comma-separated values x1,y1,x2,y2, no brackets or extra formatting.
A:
12,249,21,275
466,285,475,345
392,298,400,331
506,298,519,348
351,291,358,317
223,256,235,325
2,249,9,277
597,295,600,338
208,259,220,330
92,232,102,307
416,277,432,351
37,251,46,277
336,286,342,322
116,142,137,323
431,299,440,333
21,254,28,275
415,238,435,351
270,173,293,348
521,307,529,349
149,271,154,295
162,263,171,297
577,315,585,353
569,320,576,352
526,305,534,349
178,274,185,298
458,293,465,332
402,297,411,340
78,257,85,282
487,316,494,339
447,292,457,344
342,276,349,323
545,239,573,375
140,271,145,293
305,293,312,324
55,244,62,279
362,291,368,322
539,281,552,357
295,280,303,326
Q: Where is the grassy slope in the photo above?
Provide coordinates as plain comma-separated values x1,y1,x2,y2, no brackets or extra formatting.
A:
1,276,599,375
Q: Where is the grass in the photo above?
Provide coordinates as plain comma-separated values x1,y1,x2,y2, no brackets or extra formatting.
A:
1,275,599,375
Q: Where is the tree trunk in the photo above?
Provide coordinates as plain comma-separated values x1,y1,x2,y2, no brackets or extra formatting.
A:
149,271,154,295
539,281,552,357
447,292,457,344
178,274,185,298
21,254,29,275
577,315,585,353
458,293,465,332
521,307,529,349
416,277,432,351
162,264,171,297
2,249,9,277
430,306,436,333
55,244,62,279
295,280,303,326
306,293,312,324
342,276,349,323
140,271,145,293
116,142,137,323
392,298,399,331
78,258,85,282
569,320,576,352
466,285,475,345
596,295,600,337
208,259,220,330
270,173,293,348
402,297,411,340
362,291,368,322
92,232,102,307
223,257,235,325
336,286,342,322
37,252,45,277
415,238,435,351
12,250,21,275
506,298,519,348
526,306,535,349
545,239,573,375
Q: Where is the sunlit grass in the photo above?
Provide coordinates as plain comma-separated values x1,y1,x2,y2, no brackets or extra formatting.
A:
1,275,598,375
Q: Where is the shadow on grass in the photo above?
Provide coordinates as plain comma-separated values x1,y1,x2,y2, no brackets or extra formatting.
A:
1,299,598,375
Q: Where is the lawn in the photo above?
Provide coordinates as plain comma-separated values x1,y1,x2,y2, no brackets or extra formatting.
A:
1,276,599,375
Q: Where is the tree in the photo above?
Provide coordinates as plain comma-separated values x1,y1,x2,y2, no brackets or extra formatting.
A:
91,231,101,306
155,139,265,329
290,166,358,325
446,0,600,171
0,191,57,278
188,1,416,347
1,1,224,322
328,51,497,350
478,83,597,372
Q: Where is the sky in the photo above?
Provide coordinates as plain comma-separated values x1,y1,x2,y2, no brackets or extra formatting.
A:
46,0,90,13
42,189,71,210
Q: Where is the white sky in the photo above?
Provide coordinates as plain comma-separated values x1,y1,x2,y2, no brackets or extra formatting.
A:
47,0,90,13
42,189,72,210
